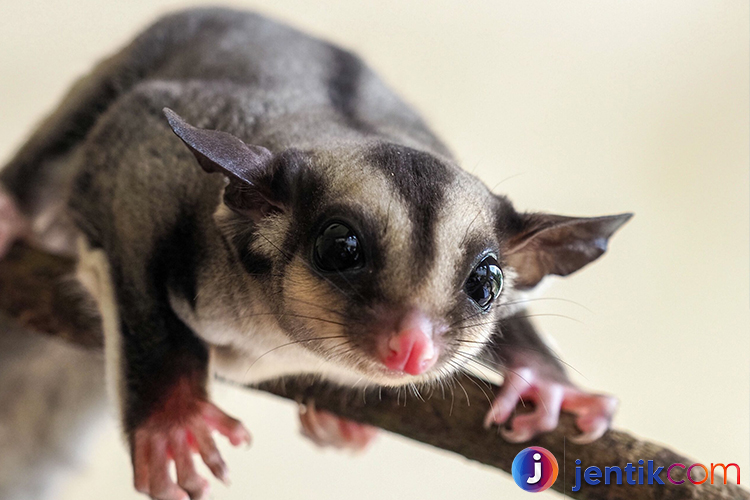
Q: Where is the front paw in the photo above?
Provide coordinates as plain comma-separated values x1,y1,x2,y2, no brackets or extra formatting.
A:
299,401,378,452
132,401,251,500
484,368,617,444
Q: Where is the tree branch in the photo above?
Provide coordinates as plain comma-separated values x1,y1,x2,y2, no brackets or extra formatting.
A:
1,242,746,500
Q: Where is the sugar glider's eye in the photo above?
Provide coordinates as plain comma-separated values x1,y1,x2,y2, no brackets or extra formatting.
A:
313,221,364,272
465,256,503,309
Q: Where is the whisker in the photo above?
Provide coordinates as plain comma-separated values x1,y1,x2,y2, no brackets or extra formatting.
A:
490,172,526,191
452,351,503,378
450,339,488,345
456,313,585,331
273,294,351,319
448,378,456,415
440,361,471,410
410,382,426,402
255,230,371,311
248,312,350,327
463,370,495,409
245,335,348,373
465,356,529,410
501,297,593,313
447,307,489,329
448,371,471,407
450,339,585,379
454,351,556,415
447,296,592,332
459,209,483,249
333,266,370,305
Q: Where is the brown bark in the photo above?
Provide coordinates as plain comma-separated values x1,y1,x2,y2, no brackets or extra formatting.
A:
1,242,746,500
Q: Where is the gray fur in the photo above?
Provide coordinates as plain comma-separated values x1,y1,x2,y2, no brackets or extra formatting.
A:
30,7,503,399
0,8,630,495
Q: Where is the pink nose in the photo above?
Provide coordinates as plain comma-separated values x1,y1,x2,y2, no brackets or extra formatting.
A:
379,311,438,375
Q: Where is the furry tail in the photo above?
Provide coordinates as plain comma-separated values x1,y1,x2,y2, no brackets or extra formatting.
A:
0,321,107,500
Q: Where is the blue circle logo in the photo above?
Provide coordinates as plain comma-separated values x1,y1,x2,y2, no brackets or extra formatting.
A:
512,446,559,492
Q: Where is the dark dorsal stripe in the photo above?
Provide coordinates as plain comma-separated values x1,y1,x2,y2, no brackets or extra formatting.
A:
327,46,373,133
366,143,453,277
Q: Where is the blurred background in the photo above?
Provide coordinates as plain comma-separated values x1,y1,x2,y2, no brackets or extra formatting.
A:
1,1,748,499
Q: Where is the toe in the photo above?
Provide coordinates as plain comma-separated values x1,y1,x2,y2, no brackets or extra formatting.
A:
484,386,522,428
310,408,346,447
528,384,564,433
149,435,189,500
569,414,610,444
563,392,618,415
563,391,617,443
299,403,329,446
298,405,318,442
299,402,341,447
484,370,534,428
489,373,565,441
500,422,537,443
499,387,563,442
192,424,229,484
202,402,251,446
299,403,377,451
170,429,211,500
132,431,151,496
338,420,378,451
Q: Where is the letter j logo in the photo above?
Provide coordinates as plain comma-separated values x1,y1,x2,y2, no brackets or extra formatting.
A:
512,447,559,492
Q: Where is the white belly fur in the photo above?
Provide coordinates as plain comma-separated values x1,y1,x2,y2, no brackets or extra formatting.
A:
77,235,363,404
75,237,124,421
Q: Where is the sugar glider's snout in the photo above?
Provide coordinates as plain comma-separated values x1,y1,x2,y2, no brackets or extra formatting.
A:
376,309,442,376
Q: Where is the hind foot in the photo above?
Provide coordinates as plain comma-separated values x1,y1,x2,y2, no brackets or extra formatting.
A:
484,368,617,444
299,401,378,452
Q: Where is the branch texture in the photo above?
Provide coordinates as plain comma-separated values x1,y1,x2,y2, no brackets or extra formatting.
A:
1,242,746,500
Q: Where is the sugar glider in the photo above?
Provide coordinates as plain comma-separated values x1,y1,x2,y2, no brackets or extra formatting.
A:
0,8,631,500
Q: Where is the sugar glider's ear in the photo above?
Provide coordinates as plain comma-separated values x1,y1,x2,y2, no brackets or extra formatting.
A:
504,211,633,289
164,108,285,221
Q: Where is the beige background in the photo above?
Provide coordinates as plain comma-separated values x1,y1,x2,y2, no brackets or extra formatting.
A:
1,1,748,499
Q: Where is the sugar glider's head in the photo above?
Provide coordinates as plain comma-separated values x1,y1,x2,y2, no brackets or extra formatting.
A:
165,109,631,387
